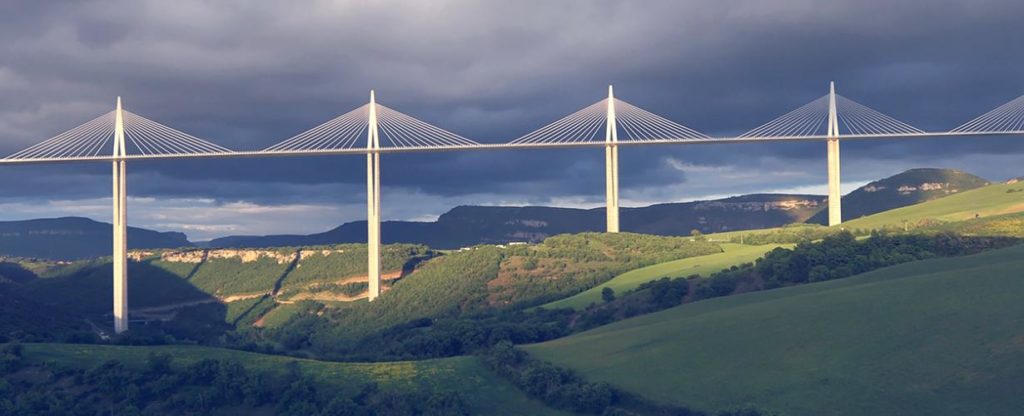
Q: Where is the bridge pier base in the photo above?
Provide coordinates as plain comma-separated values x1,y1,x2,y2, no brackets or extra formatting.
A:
367,91,381,301
605,86,620,233
827,137,841,226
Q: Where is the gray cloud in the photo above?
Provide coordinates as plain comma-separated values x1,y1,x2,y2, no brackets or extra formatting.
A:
1,0,1023,238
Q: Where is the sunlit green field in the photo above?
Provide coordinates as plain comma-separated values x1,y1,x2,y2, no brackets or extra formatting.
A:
841,181,1024,230
526,244,1024,416
22,343,567,416
542,243,784,310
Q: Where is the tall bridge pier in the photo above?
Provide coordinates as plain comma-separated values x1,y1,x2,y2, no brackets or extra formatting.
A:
366,91,382,301
112,97,129,334
605,86,620,233
826,82,843,227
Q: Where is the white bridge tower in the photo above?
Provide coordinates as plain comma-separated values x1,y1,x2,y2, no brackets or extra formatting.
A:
605,85,620,233
112,97,128,333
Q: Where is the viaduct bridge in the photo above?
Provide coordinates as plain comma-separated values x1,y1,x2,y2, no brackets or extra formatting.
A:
4,83,1024,333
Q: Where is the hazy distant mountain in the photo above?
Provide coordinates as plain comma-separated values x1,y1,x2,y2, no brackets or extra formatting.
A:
807,168,990,224
0,217,190,260
209,193,827,249
0,169,992,257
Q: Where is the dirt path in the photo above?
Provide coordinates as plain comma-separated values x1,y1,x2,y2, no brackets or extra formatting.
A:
331,270,403,285
130,268,409,319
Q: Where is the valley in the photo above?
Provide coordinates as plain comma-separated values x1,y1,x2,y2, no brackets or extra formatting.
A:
1,168,1022,415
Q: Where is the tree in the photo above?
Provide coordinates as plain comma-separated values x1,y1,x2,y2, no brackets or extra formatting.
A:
601,287,615,303
808,265,831,282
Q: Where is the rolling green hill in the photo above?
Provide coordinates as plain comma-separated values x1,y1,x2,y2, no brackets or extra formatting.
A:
15,244,435,334
525,244,1024,416
17,343,566,416
841,180,1024,231
807,168,989,224
918,211,1024,236
271,233,722,352
542,243,784,310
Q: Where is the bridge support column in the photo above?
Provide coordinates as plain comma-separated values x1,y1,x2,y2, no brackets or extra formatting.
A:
112,97,129,333
827,82,842,227
366,91,381,301
605,85,620,233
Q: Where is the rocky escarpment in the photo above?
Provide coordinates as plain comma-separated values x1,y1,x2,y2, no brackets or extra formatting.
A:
129,248,349,264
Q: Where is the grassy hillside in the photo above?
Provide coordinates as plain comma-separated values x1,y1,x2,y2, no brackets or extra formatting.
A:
18,343,566,416
841,181,1024,231
919,211,1024,236
543,243,783,310
526,244,1024,416
0,284,92,341
281,234,721,344
18,244,434,317
807,168,990,224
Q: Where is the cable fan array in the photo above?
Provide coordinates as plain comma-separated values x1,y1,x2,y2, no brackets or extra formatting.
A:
5,89,1024,163
263,103,478,152
740,94,924,138
4,110,230,160
952,95,1024,134
121,111,232,155
508,98,711,145
5,111,115,160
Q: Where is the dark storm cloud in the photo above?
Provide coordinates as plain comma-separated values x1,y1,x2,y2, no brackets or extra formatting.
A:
1,0,1024,238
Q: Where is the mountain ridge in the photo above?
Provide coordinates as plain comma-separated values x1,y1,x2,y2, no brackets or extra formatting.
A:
208,168,993,249
208,193,826,249
0,168,998,258
0,216,190,260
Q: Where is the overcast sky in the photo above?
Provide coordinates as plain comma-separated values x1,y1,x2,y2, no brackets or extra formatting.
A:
2,0,1023,240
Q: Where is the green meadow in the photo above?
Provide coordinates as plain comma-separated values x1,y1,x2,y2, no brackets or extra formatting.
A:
527,244,1024,416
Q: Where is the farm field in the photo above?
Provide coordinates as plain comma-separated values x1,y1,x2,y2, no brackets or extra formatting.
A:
841,181,1024,230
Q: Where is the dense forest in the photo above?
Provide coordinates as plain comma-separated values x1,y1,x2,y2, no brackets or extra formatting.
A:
0,343,470,416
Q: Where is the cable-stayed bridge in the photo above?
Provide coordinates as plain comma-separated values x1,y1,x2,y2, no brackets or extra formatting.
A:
4,83,1024,333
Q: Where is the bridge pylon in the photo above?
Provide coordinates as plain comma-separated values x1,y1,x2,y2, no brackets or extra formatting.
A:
366,90,381,301
605,85,620,233
826,82,842,226
112,97,128,333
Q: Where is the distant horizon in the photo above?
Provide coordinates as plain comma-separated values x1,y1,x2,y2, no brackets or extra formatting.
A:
8,165,1013,242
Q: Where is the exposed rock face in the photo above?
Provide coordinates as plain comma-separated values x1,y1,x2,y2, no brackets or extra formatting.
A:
152,249,294,264
297,249,346,260
693,199,821,212
896,182,960,195
515,220,549,228
127,251,155,261
131,247,349,264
